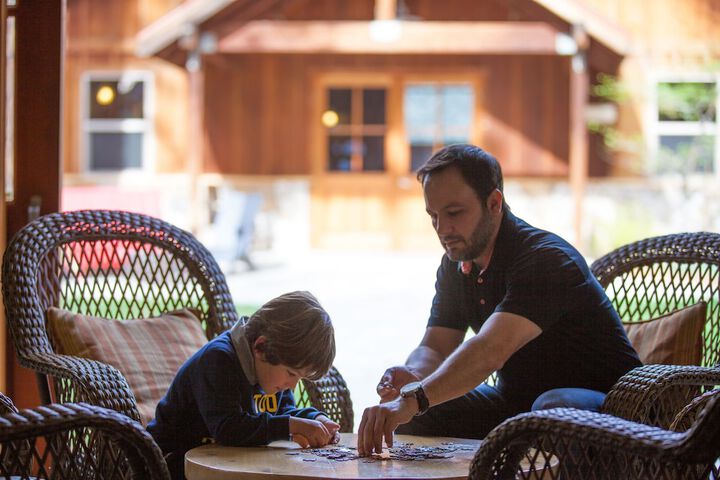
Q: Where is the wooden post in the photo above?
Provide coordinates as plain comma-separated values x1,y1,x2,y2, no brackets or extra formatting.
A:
187,50,204,233
374,0,397,20
569,25,589,251
7,0,64,407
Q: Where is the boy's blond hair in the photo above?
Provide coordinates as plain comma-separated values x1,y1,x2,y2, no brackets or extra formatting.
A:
245,291,335,381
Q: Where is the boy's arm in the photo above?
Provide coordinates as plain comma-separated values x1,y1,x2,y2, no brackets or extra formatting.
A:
276,388,325,419
192,348,291,446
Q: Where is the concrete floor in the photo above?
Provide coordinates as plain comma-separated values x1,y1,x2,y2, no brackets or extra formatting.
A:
225,249,443,430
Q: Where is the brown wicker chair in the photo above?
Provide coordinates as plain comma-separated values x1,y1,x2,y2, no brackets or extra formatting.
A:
590,232,720,428
0,391,170,479
1,209,353,432
469,389,720,480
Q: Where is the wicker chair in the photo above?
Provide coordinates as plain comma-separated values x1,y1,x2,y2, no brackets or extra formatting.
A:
469,389,720,480
0,391,170,479
590,232,720,428
1,210,353,432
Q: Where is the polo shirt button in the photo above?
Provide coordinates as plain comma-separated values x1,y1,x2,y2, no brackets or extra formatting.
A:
480,299,486,305
477,277,484,284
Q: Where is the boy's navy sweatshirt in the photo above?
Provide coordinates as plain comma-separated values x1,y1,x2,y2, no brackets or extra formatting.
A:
147,320,323,458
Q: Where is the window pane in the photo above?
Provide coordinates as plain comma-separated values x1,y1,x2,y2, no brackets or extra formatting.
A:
90,80,144,119
410,144,433,172
328,135,352,171
90,132,143,170
658,82,716,122
658,135,715,173
363,89,386,125
328,88,352,126
404,85,437,143
362,135,385,171
442,85,473,144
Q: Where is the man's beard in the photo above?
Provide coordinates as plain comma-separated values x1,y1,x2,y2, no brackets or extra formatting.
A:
445,213,494,262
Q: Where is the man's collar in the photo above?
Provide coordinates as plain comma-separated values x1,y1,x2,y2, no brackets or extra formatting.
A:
230,317,258,385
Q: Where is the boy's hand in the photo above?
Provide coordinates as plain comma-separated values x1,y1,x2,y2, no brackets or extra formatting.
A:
289,417,332,448
316,415,341,444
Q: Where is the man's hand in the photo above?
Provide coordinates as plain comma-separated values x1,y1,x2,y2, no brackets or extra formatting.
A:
357,398,416,456
376,366,421,403
289,417,332,448
316,415,341,444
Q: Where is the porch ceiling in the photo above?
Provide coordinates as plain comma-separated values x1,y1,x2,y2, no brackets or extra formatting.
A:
136,0,630,63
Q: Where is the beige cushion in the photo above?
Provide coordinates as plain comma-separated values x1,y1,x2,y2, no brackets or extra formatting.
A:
47,307,208,425
623,302,707,365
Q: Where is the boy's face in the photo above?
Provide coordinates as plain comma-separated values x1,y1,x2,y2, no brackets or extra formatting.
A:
253,336,306,394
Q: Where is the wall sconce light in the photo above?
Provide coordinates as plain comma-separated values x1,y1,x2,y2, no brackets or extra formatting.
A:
96,85,115,106
321,110,339,128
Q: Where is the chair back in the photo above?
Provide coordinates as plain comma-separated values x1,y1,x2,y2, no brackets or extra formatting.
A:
2,210,239,417
591,232,720,367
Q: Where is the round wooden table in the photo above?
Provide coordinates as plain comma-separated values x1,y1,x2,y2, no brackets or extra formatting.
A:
185,433,481,480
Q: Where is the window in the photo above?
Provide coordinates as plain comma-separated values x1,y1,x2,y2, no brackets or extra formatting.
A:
404,83,474,172
322,87,387,172
652,77,719,174
82,72,154,172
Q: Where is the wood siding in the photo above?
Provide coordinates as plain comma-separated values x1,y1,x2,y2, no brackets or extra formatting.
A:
203,54,571,177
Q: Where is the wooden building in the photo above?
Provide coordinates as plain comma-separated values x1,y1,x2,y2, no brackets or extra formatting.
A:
63,0,720,249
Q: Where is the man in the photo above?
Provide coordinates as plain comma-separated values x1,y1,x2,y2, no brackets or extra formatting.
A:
357,144,640,456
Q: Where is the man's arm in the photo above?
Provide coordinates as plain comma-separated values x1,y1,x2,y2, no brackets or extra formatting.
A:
377,327,465,402
422,312,540,406
359,312,541,455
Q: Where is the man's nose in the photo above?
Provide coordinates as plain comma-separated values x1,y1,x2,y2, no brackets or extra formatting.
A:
435,217,451,235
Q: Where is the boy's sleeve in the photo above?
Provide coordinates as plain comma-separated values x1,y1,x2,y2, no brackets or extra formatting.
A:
191,347,292,445
277,389,327,419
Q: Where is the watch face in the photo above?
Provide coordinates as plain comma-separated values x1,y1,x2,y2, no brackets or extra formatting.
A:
401,381,421,396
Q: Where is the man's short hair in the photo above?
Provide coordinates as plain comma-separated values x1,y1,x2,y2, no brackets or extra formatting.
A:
416,144,509,212
245,291,335,381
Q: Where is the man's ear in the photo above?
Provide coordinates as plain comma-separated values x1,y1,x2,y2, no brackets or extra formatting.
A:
486,189,503,214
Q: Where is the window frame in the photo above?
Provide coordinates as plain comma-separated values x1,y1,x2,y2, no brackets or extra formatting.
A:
80,70,155,174
314,73,392,175
647,72,720,176
403,79,478,173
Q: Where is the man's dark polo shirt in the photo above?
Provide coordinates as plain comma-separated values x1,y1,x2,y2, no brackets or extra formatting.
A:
428,211,641,409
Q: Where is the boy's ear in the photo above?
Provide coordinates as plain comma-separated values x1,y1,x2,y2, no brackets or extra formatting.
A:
253,336,268,360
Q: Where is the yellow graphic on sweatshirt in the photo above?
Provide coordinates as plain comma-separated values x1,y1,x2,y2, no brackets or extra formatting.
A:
254,393,279,413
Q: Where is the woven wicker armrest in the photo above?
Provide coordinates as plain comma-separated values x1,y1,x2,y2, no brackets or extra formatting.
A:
23,351,141,422
0,402,169,479
470,407,705,480
299,366,354,433
602,364,720,428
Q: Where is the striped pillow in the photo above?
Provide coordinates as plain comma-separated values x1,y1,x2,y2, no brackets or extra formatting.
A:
623,302,707,366
47,307,208,425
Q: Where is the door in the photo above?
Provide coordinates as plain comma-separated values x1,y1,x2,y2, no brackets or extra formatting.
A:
310,71,485,250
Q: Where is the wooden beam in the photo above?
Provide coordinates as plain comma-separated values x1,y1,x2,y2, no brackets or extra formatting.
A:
218,21,565,55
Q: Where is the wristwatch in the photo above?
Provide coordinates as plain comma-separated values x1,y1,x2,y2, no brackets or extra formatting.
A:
400,381,430,416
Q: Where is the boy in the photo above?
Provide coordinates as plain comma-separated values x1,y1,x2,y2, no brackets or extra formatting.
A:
148,291,339,480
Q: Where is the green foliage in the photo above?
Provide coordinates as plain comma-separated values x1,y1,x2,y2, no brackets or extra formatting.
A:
592,73,630,103
658,82,716,122
235,303,260,316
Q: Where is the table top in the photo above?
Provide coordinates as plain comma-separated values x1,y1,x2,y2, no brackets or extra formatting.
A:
185,433,482,480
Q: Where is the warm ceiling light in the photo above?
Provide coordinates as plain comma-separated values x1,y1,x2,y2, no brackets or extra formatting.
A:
96,85,115,106
321,110,339,128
